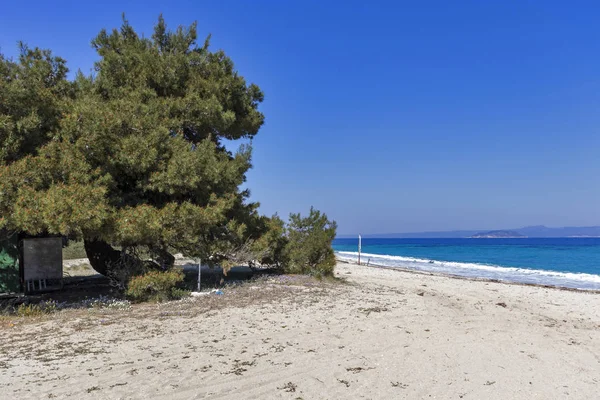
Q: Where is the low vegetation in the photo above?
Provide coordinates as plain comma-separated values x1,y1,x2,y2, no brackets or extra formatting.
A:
15,300,59,317
0,296,132,321
125,269,188,302
281,207,337,277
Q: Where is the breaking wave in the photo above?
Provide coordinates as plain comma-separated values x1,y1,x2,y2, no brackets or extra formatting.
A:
335,251,600,290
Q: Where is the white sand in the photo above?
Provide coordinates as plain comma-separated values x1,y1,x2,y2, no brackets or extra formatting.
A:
1,262,599,399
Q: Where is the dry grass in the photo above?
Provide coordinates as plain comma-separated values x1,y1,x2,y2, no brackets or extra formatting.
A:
130,274,339,322
0,273,342,336
65,263,92,272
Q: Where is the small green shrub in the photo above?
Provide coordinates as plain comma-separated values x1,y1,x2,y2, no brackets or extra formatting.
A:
170,288,191,300
126,269,185,302
282,207,337,277
250,214,288,269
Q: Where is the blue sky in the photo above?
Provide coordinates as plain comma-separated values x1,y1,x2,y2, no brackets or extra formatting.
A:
1,1,599,234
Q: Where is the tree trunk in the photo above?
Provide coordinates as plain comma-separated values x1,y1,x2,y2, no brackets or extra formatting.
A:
148,245,175,270
83,239,122,276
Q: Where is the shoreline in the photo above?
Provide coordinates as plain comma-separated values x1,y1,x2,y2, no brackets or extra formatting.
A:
336,258,600,294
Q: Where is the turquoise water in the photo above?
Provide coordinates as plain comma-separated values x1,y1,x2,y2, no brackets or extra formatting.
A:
333,238,600,290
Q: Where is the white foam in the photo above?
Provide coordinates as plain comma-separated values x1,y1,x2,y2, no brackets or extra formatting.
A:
336,251,600,290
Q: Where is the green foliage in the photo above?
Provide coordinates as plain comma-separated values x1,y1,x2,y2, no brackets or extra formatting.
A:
0,15,266,274
0,44,74,164
282,207,337,277
250,214,288,268
125,269,186,302
0,16,337,280
170,288,192,299
16,303,44,317
0,234,19,293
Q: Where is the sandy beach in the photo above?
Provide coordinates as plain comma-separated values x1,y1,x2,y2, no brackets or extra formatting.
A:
1,261,599,399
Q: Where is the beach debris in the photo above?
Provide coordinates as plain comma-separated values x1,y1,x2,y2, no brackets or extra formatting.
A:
190,292,209,297
270,344,285,353
484,381,496,386
346,366,375,374
337,379,350,387
358,306,389,316
278,382,297,392
211,289,224,295
496,302,507,308
391,381,409,388
227,359,256,375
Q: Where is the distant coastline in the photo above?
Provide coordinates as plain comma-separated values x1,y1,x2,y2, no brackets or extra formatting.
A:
470,230,527,239
567,235,600,238
338,225,600,239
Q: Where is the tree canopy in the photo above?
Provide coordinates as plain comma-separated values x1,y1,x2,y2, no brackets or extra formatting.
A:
0,15,338,279
0,16,266,274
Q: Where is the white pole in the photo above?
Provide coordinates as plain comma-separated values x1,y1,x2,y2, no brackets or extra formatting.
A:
197,259,201,291
358,234,362,265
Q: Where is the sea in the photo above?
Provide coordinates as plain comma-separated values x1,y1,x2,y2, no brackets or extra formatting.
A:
333,238,600,290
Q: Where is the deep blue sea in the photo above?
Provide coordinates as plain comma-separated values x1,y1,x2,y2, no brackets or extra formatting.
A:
333,238,600,290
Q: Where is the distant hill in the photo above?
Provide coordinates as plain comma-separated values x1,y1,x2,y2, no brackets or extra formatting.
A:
470,230,526,238
515,225,600,238
341,230,480,239
338,225,600,238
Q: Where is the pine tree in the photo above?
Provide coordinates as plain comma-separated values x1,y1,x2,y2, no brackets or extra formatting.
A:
0,15,265,275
